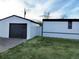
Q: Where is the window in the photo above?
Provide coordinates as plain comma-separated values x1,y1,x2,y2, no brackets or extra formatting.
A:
68,21,72,29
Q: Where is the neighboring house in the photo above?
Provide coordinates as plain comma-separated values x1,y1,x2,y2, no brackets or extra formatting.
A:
43,19,79,39
0,15,41,40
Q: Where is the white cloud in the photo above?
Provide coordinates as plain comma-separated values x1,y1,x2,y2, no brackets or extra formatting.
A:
0,0,24,19
67,8,79,19
49,11,63,19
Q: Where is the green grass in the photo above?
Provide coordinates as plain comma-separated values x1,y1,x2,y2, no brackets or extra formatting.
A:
0,36,79,59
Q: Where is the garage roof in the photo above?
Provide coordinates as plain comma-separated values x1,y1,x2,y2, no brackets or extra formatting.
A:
0,15,40,24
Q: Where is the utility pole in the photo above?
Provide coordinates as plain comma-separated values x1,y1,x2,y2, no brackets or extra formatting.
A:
24,8,26,18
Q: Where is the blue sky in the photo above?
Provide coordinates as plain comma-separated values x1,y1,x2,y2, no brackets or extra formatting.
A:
0,0,79,21
20,0,79,19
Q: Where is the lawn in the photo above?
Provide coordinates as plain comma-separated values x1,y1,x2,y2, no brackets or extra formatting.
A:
0,36,79,59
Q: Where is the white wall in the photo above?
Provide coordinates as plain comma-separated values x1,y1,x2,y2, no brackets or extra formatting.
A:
0,16,41,39
29,22,41,39
38,26,42,36
43,21,79,39
43,33,79,39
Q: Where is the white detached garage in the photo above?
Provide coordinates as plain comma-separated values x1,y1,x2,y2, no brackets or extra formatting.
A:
43,19,79,39
0,15,41,39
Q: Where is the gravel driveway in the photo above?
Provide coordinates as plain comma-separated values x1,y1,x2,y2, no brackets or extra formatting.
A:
0,37,26,53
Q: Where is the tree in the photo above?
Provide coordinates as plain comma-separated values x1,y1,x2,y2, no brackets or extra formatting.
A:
41,11,50,19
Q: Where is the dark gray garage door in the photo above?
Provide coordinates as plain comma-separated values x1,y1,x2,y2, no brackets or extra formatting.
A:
9,23,27,39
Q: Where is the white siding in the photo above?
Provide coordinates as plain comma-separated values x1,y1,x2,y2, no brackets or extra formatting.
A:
43,33,79,39
0,16,41,39
28,22,41,39
43,21,79,39
38,26,42,36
